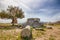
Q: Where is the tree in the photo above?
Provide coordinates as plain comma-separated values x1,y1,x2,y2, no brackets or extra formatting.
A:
0,6,24,26
0,10,10,19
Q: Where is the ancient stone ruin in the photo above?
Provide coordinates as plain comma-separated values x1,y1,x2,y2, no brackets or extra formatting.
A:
22,18,43,28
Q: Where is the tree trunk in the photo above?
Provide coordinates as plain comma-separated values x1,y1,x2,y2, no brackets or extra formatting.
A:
11,17,17,26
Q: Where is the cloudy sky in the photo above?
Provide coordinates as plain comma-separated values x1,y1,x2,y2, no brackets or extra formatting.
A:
0,0,60,23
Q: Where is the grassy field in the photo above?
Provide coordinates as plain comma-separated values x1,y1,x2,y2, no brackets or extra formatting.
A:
0,23,12,26
0,28,45,40
0,23,60,40
0,23,46,40
0,28,21,40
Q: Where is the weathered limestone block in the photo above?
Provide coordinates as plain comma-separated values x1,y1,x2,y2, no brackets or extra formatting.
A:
21,25,32,40
21,28,31,38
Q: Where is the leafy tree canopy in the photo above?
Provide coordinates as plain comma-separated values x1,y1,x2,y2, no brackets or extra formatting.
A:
0,6,24,19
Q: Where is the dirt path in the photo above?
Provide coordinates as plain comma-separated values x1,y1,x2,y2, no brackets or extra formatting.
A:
35,26,60,40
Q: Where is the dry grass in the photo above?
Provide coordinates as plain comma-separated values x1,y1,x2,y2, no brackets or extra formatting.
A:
49,35,55,40
0,23,12,27
0,28,22,40
32,29,45,39
0,23,60,40
0,27,45,40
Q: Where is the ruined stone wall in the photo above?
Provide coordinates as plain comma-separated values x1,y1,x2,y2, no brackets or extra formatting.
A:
27,18,41,27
